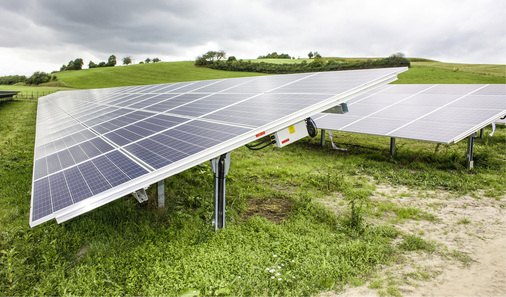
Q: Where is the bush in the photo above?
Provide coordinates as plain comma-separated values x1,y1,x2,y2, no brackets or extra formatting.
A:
258,52,292,59
25,71,52,85
0,75,27,85
196,52,410,74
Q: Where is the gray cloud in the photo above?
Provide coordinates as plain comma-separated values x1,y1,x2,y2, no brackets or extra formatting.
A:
0,0,504,76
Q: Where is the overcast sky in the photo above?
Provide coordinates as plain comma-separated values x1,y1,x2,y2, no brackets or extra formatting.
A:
1,0,505,76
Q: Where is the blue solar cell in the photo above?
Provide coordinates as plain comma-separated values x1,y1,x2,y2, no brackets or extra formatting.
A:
80,141,102,158
105,150,148,179
145,94,206,112
58,149,75,168
46,154,62,174
68,145,89,164
103,131,130,147
31,177,51,221
77,162,112,195
89,137,114,153
135,120,167,133
146,114,189,128
50,172,73,211
70,130,90,143
137,138,188,163
34,158,48,180
124,125,153,137
63,166,93,203
61,135,77,148
114,128,144,142
91,155,130,187
92,122,119,134
123,143,172,169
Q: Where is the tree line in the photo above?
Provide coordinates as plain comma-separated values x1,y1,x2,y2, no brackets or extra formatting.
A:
0,72,58,86
60,55,162,71
0,54,163,86
195,51,411,74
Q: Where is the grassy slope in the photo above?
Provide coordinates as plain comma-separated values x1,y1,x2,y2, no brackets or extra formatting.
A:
1,60,505,296
54,60,506,89
395,62,505,84
55,61,267,89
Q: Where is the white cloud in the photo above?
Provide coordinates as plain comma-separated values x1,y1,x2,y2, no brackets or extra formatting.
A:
0,0,504,76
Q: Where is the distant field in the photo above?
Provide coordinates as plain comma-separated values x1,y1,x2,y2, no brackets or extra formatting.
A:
0,85,71,99
48,59,506,89
395,62,505,84
55,61,267,89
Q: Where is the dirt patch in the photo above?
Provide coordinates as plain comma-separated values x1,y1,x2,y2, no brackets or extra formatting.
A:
243,198,291,224
319,184,506,297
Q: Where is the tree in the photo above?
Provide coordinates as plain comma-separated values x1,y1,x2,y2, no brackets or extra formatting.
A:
25,71,51,85
122,56,132,65
89,61,98,68
314,52,322,59
152,58,161,63
216,50,226,61
72,58,84,70
308,51,314,59
98,61,106,67
145,58,151,63
195,50,227,66
106,55,117,67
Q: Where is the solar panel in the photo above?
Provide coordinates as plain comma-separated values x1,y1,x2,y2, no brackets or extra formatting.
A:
30,67,407,226
313,84,506,143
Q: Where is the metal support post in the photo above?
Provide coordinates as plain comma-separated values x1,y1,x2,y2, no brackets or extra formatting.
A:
390,137,396,157
466,133,477,170
157,180,165,208
321,129,326,146
479,128,484,139
210,152,231,230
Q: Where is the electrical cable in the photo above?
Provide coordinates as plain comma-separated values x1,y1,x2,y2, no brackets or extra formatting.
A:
245,136,275,150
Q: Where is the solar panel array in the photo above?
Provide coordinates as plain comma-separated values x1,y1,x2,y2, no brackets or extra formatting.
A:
313,84,506,143
30,67,408,227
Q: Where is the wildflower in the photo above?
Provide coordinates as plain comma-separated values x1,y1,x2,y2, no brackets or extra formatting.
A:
275,273,281,277
271,276,275,279
292,276,296,279
273,255,277,258
281,264,284,267
269,269,275,273
278,266,281,269
291,260,295,263
278,278,282,281
265,267,269,271
238,276,241,279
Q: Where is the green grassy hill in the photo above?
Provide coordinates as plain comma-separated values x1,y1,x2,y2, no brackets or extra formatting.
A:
52,60,505,89
55,61,267,89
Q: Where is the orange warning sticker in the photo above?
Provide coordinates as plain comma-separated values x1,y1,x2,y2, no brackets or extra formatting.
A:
256,131,266,138
282,138,290,144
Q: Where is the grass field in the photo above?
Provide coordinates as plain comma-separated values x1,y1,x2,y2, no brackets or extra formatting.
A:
0,61,505,296
54,61,267,89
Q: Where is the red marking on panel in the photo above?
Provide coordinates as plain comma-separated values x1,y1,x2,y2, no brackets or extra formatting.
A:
256,131,266,138
282,138,290,144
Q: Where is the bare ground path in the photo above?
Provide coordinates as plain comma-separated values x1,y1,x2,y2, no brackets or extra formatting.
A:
320,185,506,297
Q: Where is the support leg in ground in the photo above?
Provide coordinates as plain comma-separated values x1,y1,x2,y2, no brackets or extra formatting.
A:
157,180,165,208
467,133,477,170
390,137,396,157
210,152,231,230
321,129,326,146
